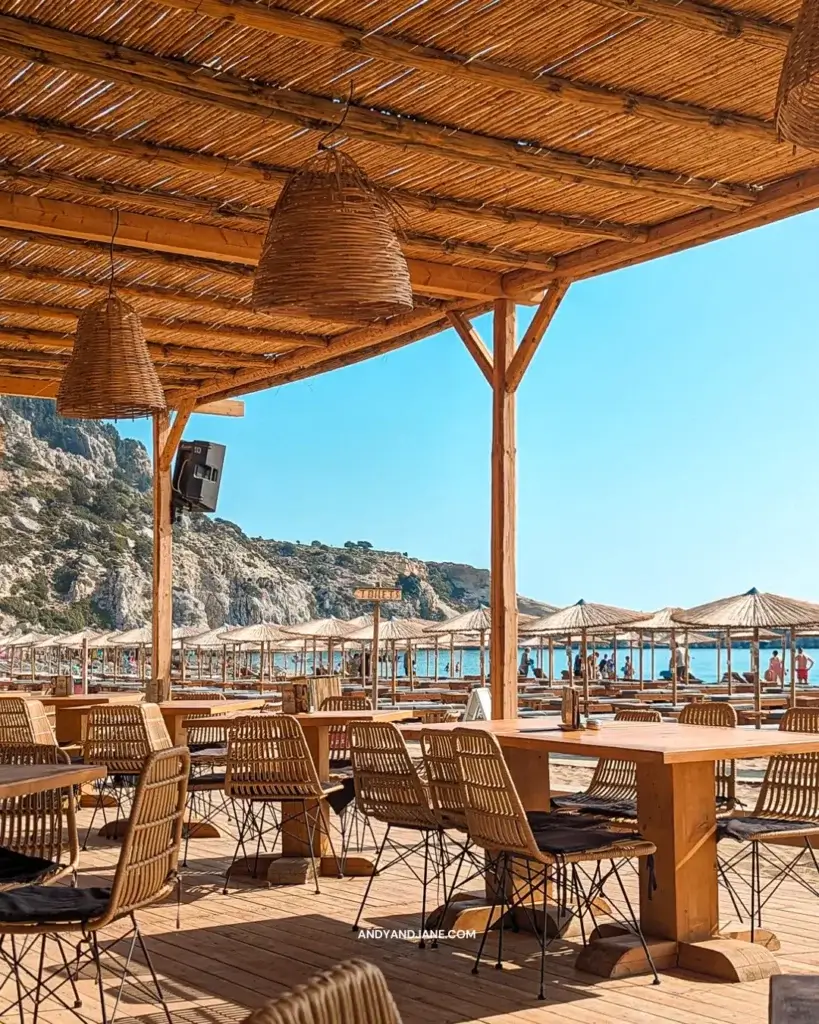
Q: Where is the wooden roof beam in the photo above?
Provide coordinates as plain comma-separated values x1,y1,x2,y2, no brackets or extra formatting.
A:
447,311,494,385
0,298,325,354
186,305,478,403
0,15,757,209
505,283,570,393
0,114,647,242
153,0,775,140
0,324,279,368
503,165,819,292
0,192,513,302
584,0,790,49
0,261,256,316
0,166,558,272
195,303,494,405
0,374,244,415
0,360,205,384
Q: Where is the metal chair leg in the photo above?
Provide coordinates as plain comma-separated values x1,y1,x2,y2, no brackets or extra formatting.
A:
134,918,173,1024
419,831,430,949
352,825,390,932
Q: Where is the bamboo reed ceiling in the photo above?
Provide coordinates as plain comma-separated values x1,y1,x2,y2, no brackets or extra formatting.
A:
0,0,817,406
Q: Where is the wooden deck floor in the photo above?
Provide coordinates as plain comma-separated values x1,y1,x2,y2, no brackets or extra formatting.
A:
7,800,819,1024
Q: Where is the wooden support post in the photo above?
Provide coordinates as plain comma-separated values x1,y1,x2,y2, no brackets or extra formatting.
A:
490,298,518,720
151,401,194,702
151,411,173,704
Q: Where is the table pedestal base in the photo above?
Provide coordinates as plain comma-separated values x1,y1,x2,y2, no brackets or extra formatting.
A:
576,933,677,978
228,853,375,885
98,816,221,841
677,939,781,982
575,925,781,982
426,894,579,939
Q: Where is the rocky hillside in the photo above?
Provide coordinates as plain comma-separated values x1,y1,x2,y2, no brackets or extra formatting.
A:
0,399,551,633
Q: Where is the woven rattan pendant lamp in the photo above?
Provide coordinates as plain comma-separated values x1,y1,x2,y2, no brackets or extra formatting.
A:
253,147,413,321
57,216,166,420
776,0,819,148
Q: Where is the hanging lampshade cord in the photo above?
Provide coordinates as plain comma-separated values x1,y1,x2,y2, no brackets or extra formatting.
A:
108,209,120,296
317,81,355,152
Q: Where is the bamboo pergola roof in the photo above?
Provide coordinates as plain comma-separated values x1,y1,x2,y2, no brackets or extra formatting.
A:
0,0,817,405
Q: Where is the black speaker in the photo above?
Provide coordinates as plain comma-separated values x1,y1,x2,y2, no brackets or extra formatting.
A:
172,440,225,516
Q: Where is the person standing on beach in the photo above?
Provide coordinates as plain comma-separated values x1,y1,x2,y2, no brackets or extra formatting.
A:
519,647,533,677
674,644,686,682
796,648,814,686
767,651,784,687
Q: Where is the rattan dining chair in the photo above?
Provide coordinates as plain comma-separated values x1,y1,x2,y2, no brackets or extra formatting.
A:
0,744,79,890
319,696,375,855
240,959,402,1024
452,726,659,997
0,746,189,1024
82,702,172,847
223,714,343,894
349,720,441,945
418,726,489,945
0,698,56,745
718,706,819,940
551,708,662,819
320,695,372,767
678,701,738,812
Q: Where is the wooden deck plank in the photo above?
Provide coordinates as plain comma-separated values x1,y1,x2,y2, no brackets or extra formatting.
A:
5,798,817,1024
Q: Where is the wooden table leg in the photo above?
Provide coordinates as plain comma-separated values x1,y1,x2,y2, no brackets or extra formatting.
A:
577,760,781,981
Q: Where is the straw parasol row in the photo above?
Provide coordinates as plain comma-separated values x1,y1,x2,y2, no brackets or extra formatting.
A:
674,587,819,715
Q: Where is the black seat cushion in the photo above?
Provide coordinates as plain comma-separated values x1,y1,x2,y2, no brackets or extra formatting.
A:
324,776,355,815
0,847,58,886
551,794,637,819
189,745,227,757
717,816,819,842
526,811,643,855
0,885,110,924
329,757,352,770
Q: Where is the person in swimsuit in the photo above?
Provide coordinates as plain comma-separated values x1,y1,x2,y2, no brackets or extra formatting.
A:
796,648,814,685
767,650,784,686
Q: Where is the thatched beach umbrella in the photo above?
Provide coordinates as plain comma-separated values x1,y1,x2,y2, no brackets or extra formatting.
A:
218,623,286,682
676,588,819,716
7,632,50,684
346,618,429,699
282,617,361,676
528,600,644,711
627,608,686,693
426,607,492,685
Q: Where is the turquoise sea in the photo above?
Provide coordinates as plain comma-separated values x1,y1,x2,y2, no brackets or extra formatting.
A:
278,644,816,686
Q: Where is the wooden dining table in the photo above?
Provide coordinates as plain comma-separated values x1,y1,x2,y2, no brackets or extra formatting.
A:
40,693,143,744
159,698,267,745
402,717,819,983
0,762,106,799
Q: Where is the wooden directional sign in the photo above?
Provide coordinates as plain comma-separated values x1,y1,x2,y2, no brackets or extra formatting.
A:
354,587,402,602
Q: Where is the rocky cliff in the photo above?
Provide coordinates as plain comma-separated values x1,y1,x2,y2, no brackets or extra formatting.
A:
0,398,551,633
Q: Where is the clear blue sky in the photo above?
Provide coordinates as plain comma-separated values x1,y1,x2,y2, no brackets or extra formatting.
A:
120,210,819,612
